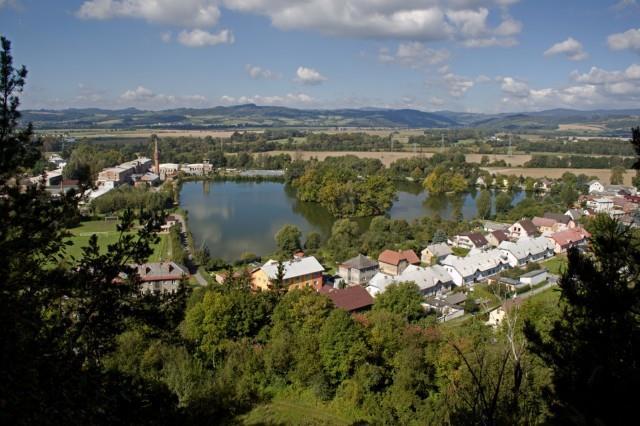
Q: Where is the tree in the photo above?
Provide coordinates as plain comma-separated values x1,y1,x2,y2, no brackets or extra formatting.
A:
432,229,448,244
275,224,302,255
327,219,361,262
476,190,492,219
0,38,185,423
304,231,322,251
495,192,512,215
319,310,367,387
372,282,426,323
524,215,640,424
610,165,626,185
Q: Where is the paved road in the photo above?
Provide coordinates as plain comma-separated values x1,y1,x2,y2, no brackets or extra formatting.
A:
173,213,208,286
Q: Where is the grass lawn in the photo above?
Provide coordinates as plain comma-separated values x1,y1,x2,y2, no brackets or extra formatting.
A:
542,256,567,275
237,392,355,426
65,220,172,262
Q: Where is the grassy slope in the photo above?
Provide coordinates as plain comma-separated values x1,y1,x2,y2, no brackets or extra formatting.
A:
65,220,171,262
542,255,567,275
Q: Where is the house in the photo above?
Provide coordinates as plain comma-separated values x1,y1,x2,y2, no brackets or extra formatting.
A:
183,163,214,176
367,264,453,297
319,285,374,313
498,237,555,267
520,269,548,286
160,214,179,232
487,298,523,328
378,249,420,276
508,219,538,240
134,261,188,294
486,229,510,247
588,180,605,194
421,243,452,264
423,295,465,322
338,254,379,286
441,250,509,286
452,232,489,250
544,212,575,229
476,176,487,188
603,184,637,196
548,228,591,253
537,178,553,192
587,198,614,213
251,256,325,291
532,217,557,234
565,209,584,222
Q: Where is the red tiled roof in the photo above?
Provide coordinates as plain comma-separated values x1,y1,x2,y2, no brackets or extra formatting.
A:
378,249,420,266
491,229,509,242
532,217,557,228
550,228,591,248
321,286,374,312
460,232,488,247
518,219,538,235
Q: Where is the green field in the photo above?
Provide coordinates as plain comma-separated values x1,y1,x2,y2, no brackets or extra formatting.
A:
65,220,172,262
542,256,568,275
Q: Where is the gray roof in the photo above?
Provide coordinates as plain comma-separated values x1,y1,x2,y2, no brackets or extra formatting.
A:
425,242,452,258
261,256,324,280
520,269,547,278
341,254,378,270
544,212,572,225
445,292,467,305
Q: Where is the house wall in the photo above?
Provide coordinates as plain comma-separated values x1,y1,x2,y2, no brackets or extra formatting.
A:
252,269,271,291
141,279,180,294
521,272,547,285
379,260,407,276
252,269,323,291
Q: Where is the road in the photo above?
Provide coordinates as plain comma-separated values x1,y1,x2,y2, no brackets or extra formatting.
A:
172,213,208,286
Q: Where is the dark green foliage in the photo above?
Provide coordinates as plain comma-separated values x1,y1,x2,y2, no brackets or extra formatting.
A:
476,190,492,219
373,282,426,323
525,215,640,424
275,224,302,254
92,184,173,214
287,156,395,217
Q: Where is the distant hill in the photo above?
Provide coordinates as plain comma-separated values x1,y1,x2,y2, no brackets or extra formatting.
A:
21,104,640,133
22,104,457,130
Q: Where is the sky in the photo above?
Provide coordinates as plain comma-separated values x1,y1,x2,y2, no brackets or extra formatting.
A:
2,0,640,113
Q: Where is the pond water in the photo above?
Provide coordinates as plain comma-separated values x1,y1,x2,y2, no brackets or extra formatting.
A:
180,180,527,261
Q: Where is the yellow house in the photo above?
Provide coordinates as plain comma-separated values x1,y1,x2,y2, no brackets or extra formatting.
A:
252,257,325,291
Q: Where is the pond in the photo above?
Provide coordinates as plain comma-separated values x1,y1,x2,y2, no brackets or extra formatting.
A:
180,180,527,261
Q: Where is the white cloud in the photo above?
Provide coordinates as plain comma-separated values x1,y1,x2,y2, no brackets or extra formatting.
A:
544,37,588,61
443,72,475,97
446,6,521,47
178,29,234,47
219,93,315,106
613,0,638,11
378,42,450,68
120,85,208,108
294,66,327,85
221,1,519,43
498,76,529,97
161,32,172,43
245,64,279,80
475,74,491,83
498,64,640,111
608,28,640,52
430,96,445,107
77,0,221,28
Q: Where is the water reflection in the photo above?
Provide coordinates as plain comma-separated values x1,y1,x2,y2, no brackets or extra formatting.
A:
180,181,526,261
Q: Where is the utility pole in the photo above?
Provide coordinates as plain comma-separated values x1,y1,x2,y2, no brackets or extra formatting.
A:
508,133,513,156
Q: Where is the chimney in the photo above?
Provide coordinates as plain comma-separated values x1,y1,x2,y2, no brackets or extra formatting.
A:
153,135,160,176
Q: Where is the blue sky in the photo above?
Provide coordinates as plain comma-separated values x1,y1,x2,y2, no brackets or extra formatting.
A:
2,0,640,112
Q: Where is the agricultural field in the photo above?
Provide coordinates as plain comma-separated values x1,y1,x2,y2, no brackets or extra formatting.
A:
270,150,534,167
64,220,172,262
483,167,634,185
